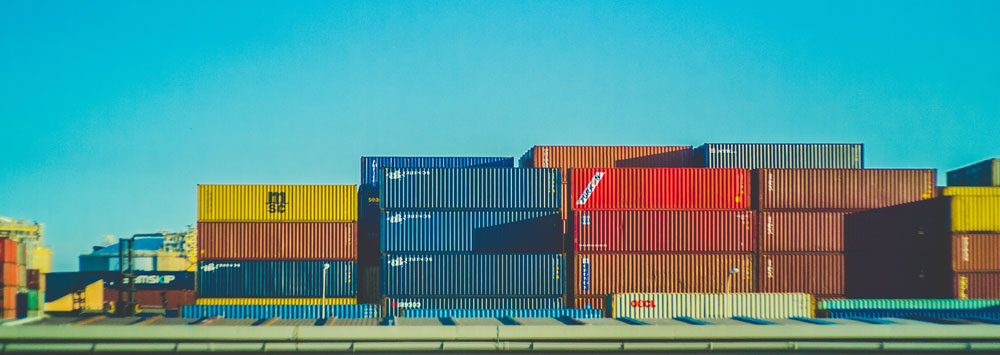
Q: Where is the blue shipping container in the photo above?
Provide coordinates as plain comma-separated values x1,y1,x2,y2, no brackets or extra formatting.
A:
381,253,565,297
361,156,514,189
384,297,565,316
401,308,601,318
693,143,863,169
197,260,355,298
181,304,380,319
380,210,562,253
825,309,1000,319
379,168,561,211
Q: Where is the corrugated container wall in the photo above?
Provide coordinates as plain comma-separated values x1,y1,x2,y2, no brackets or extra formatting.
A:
196,260,355,298
952,234,1000,271
947,159,1000,187
519,146,693,183
0,240,15,263
942,187,1000,196
759,211,849,252
759,253,844,295
610,293,814,319
755,169,936,210
198,185,357,222
181,304,380,319
569,168,750,211
104,290,195,310
196,298,357,305
818,299,1000,310
360,156,514,188
573,210,755,253
826,309,1000,319
384,297,565,316
380,253,564,297
574,254,756,296
198,222,356,260
573,296,606,311
380,168,561,210
955,273,1000,299
401,308,601,319
380,211,562,253
693,143,863,169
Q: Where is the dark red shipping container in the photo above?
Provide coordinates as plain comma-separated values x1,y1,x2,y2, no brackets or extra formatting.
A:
0,263,16,286
759,253,844,295
26,269,39,290
759,211,850,252
756,169,936,210
569,168,750,211
0,239,15,264
574,254,756,296
953,234,1000,272
198,222,356,260
573,210,755,253
104,289,196,310
520,146,694,184
955,273,1000,299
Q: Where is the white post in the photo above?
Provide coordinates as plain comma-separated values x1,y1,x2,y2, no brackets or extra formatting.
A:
725,267,739,318
322,263,330,319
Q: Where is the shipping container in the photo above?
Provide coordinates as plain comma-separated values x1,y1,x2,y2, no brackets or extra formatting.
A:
519,146,693,183
197,260,355,298
574,254,756,296
0,263,16,286
942,187,1000,196
384,297,565,316
181,304,380,319
104,290,196,310
846,197,1000,254
825,309,1000,319
361,156,514,188
573,210,755,253
381,210,561,253
358,266,379,304
755,169,936,210
952,234,1000,272
195,298,356,306
573,296,607,311
198,185,357,222
693,143,863,169
947,158,1000,187
401,308,601,319
380,168,561,211
381,253,564,297
610,293,814,319
2,286,15,311
26,269,39,290
759,211,850,252
26,290,39,311
0,239,15,264
955,273,1000,299
569,168,750,211
358,186,381,267
198,222,356,260
759,253,844,295
818,299,1000,310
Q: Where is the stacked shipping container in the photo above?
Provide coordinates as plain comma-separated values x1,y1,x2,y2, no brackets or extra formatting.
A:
379,168,565,315
1,239,17,318
191,185,367,318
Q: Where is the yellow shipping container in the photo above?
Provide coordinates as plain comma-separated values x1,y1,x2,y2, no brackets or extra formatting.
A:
943,187,1000,196
27,247,52,274
198,185,357,222
195,298,357,305
952,196,1000,232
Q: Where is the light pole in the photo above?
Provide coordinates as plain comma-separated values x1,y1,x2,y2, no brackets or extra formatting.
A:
322,263,330,319
724,267,739,318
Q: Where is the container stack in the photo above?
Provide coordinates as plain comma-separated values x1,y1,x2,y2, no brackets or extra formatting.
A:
379,168,565,316
1,239,17,319
845,159,1000,299
357,156,514,303
187,184,378,319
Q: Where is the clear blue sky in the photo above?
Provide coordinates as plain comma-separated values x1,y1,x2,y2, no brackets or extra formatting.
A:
2,1,998,271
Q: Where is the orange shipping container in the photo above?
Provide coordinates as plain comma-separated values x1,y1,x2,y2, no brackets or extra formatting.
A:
0,239,15,264
760,253,844,295
0,263,16,286
573,295,607,312
955,273,1000,299
519,146,693,183
2,286,15,311
756,169,936,210
198,222,356,261
953,234,1000,272
574,254,755,296
760,211,851,252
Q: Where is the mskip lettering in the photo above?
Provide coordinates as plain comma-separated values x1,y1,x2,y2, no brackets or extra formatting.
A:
576,172,605,205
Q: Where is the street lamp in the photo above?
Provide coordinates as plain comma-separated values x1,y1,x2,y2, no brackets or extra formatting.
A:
322,263,331,319
724,267,740,318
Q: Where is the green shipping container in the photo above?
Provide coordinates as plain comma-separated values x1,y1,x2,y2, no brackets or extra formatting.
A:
26,290,39,310
819,299,1000,310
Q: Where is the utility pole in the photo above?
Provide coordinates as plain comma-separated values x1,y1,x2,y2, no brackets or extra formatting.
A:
321,263,330,319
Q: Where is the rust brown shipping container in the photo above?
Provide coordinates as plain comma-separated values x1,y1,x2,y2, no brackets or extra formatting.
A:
520,145,693,183
573,295,607,312
0,239,15,264
573,210,756,253
1,286,15,311
198,222,356,261
104,289,196,310
955,272,1000,299
953,234,1000,272
759,253,844,295
760,211,851,252
26,269,39,290
755,169,936,210
574,254,755,296
0,263,16,286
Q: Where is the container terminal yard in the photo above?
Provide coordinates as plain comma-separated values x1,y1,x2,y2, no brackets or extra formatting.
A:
2,144,1000,354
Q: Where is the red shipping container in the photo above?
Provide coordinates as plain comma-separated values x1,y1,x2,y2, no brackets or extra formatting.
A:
953,234,1000,272
569,168,750,211
198,222,356,260
0,239,16,264
759,253,844,295
104,289,196,310
756,169,936,210
1,309,13,319
0,263,16,286
1,286,15,311
759,211,850,252
574,254,756,296
955,273,1000,299
573,210,755,253
573,295,606,311
521,146,693,183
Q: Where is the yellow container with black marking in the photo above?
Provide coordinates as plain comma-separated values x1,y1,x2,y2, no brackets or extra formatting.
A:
198,185,357,222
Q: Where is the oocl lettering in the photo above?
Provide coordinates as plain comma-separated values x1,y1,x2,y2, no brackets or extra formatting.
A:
576,172,605,206
629,299,656,308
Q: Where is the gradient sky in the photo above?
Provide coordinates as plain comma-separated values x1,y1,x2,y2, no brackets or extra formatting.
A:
2,1,998,271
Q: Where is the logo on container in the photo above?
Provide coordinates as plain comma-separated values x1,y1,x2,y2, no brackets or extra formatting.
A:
576,172,605,206
962,236,970,262
266,192,287,213
387,256,433,267
392,301,422,308
766,258,774,278
581,257,590,291
128,275,176,285
388,213,432,223
370,160,379,184
200,263,241,272
387,169,430,180
629,299,656,308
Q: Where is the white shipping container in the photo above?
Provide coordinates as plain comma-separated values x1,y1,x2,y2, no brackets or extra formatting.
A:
611,293,814,319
